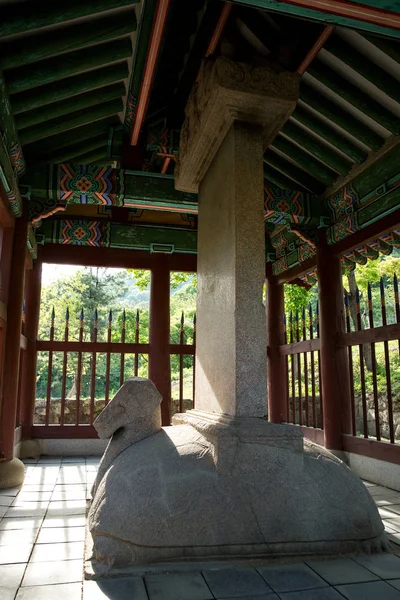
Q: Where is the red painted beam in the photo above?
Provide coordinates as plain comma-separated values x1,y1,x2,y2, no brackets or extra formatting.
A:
297,25,335,74
205,3,232,57
282,0,400,30
130,0,171,146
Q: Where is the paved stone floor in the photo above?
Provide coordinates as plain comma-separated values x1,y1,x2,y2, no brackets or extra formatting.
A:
1,457,400,599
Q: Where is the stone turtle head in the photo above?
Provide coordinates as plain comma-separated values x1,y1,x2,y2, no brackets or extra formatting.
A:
94,377,162,439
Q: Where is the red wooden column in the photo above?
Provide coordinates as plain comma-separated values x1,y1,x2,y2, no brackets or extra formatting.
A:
20,258,42,437
317,231,352,450
266,264,288,423
0,209,28,462
149,253,171,426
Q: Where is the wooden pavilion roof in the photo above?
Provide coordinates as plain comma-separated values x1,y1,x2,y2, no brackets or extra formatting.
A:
1,0,400,282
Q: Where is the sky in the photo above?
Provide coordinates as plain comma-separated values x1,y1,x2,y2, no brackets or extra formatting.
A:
41,263,83,285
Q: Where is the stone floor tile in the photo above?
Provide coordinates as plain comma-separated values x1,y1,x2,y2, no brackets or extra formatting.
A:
0,518,43,531
30,541,84,562
84,577,148,599
353,553,400,579
51,490,87,501
279,588,344,600
22,559,83,587
0,505,8,517
0,563,27,587
41,515,86,528
14,492,52,503
386,517,400,532
336,580,400,599
368,486,399,496
387,505,400,516
363,481,377,487
0,528,39,546
36,526,86,544
18,485,55,493
305,558,379,585
257,564,328,593
390,580,400,591
5,506,47,519
222,596,278,600
0,586,18,600
46,500,88,516
0,544,33,564
202,567,272,598
389,533,400,547
0,496,15,507
145,572,213,600
62,457,86,463
16,582,82,600
0,487,22,497
372,497,400,506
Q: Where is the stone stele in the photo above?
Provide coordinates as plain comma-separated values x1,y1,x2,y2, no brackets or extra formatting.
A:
89,379,387,567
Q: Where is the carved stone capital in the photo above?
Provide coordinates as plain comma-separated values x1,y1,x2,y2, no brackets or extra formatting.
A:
175,57,300,193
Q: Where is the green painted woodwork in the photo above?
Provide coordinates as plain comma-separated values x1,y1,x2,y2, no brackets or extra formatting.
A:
124,0,157,128
0,0,137,37
353,143,400,199
23,119,117,159
10,63,129,114
264,154,325,195
124,171,198,212
19,99,123,145
300,82,384,151
38,218,197,254
264,166,306,192
307,60,400,134
37,136,110,165
6,38,132,95
271,136,339,186
23,166,198,214
363,34,400,64
293,105,367,164
232,1,400,40
67,149,109,165
281,120,352,175
0,70,21,155
1,12,136,70
324,36,400,105
0,129,21,217
15,83,125,131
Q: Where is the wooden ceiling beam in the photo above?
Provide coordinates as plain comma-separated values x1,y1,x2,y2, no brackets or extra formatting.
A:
1,11,136,70
362,34,400,64
15,83,125,131
293,105,367,163
271,136,339,186
264,154,325,194
0,0,137,38
130,0,171,146
68,149,110,165
297,25,334,74
300,82,384,150
6,38,132,95
308,59,400,134
11,63,129,114
281,120,352,175
19,99,123,145
264,166,307,192
325,35,400,104
23,118,117,159
34,135,110,165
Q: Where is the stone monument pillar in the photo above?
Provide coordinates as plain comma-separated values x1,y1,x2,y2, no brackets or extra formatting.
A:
175,56,299,423
88,58,386,569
